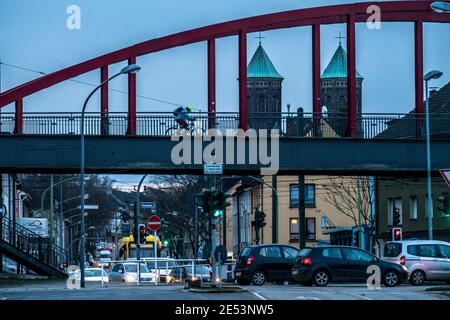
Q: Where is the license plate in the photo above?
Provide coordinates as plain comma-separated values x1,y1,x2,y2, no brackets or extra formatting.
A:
235,272,241,276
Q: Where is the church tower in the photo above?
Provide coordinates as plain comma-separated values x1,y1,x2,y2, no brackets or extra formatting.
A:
321,38,363,136
247,42,283,130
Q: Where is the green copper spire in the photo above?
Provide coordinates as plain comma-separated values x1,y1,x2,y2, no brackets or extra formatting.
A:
247,44,283,79
321,44,363,79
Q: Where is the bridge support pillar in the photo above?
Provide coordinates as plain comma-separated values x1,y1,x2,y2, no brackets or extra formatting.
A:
414,20,424,138
127,57,137,135
208,39,216,129
346,14,357,138
14,99,23,134
101,65,109,135
238,30,248,131
312,23,321,137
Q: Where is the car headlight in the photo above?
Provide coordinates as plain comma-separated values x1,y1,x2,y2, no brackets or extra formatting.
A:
125,275,137,282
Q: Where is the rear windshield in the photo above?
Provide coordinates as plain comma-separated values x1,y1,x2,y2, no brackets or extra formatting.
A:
240,247,252,257
298,248,312,257
384,243,402,257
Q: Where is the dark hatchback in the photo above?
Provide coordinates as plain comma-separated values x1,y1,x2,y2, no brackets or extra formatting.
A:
234,244,300,285
291,246,409,287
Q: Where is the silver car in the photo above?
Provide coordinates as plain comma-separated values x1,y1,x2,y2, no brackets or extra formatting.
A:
109,262,156,283
383,240,450,285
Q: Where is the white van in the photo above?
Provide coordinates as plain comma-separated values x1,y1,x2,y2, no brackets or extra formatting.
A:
383,240,450,285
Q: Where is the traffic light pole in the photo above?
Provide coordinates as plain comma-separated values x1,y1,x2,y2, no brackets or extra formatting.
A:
298,175,306,249
211,175,218,287
135,174,148,286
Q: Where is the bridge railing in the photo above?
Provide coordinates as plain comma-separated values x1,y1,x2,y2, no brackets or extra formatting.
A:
1,112,449,139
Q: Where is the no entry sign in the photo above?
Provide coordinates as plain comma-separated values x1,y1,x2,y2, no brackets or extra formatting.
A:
147,215,161,232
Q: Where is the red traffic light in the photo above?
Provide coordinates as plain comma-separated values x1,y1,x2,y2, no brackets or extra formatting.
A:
392,227,402,241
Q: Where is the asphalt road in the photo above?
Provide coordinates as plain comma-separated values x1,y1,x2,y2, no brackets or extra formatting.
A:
0,281,449,300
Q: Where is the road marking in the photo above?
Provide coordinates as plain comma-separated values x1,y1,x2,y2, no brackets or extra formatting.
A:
295,296,320,300
345,292,373,300
251,291,267,300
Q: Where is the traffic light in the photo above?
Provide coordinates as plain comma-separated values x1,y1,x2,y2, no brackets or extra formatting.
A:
393,207,401,226
254,209,266,230
352,228,360,248
197,191,212,214
138,224,146,245
392,227,402,241
162,239,169,247
437,193,450,216
210,191,230,218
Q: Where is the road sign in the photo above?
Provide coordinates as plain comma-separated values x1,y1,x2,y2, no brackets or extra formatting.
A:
147,215,161,231
203,164,223,175
440,169,450,187
141,202,156,210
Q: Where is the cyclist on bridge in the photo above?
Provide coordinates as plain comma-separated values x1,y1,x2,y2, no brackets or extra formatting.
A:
172,105,194,129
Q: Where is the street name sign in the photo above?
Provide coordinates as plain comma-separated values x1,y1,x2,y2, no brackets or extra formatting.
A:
203,164,223,175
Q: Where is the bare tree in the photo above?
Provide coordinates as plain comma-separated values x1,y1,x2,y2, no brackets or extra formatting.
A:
320,176,375,227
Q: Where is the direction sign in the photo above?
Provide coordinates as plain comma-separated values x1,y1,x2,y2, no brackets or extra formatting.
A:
203,164,223,175
440,169,450,188
141,202,156,210
147,215,161,231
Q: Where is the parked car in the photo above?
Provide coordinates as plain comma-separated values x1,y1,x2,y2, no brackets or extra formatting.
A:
167,265,212,284
68,268,109,284
234,244,300,285
383,240,450,285
109,262,155,283
291,246,408,287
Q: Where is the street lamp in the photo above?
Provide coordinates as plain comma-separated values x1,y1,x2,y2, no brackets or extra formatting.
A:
423,70,443,240
431,2,450,13
79,63,141,288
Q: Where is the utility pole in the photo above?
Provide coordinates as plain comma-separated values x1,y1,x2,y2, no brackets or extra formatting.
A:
50,174,54,245
357,177,363,249
298,175,306,249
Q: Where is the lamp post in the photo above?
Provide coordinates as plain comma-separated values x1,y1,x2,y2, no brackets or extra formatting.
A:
423,70,443,240
79,63,141,288
431,2,450,13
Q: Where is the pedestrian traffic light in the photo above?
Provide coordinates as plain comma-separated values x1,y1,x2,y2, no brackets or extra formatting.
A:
197,191,212,214
138,224,146,245
393,207,401,226
392,227,402,241
437,193,450,216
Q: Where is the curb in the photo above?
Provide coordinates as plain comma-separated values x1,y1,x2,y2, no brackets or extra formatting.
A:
188,286,247,293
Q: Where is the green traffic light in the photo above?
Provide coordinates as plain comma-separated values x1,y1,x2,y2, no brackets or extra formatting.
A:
213,209,223,217
163,240,169,246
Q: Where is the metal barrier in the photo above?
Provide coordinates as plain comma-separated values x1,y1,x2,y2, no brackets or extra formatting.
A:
1,111,449,139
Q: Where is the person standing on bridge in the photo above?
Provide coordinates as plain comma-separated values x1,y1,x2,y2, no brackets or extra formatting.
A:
172,105,194,129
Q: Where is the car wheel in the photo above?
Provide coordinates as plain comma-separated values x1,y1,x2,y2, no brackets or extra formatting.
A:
313,270,330,287
383,270,400,287
251,271,266,286
410,270,426,286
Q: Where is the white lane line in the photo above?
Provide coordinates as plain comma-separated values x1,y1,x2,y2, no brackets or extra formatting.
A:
295,296,320,300
251,291,267,300
345,292,373,300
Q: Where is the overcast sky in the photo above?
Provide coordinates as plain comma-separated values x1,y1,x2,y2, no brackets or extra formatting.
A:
1,0,449,185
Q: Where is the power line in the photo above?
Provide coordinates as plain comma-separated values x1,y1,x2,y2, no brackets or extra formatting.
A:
0,62,195,109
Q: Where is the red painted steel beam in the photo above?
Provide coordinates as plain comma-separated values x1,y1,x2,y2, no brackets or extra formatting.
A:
312,23,321,137
0,1,448,109
238,30,248,131
100,65,109,135
127,57,137,135
415,20,424,138
14,99,23,134
208,39,216,129
347,14,357,138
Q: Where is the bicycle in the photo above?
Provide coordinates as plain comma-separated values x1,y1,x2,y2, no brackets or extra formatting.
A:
164,117,206,136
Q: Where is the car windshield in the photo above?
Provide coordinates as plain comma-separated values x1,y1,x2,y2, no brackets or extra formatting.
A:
124,264,150,273
100,254,110,259
187,266,210,275
384,243,402,257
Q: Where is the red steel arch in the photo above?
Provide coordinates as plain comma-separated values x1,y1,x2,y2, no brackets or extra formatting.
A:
1,1,449,135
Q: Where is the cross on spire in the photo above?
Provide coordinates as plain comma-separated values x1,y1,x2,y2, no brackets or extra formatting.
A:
255,32,265,45
335,31,345,45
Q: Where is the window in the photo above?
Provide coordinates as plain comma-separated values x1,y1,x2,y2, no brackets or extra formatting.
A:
342,248,374,262
438,245,450,258
306,218,316,241
384,243,402,257
418,245,437,258
112,264,123,272
410,196,418,220
257,95,266,113
387,197,402,226
322,248,342,259
260,246,281,258
283,247,299,259
289,217,316,241
289,218,299,242
290,184,316,207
